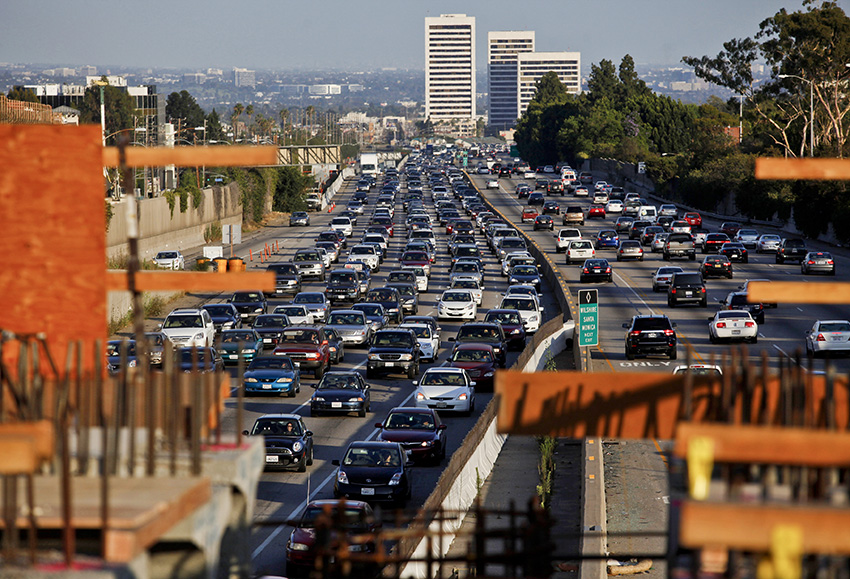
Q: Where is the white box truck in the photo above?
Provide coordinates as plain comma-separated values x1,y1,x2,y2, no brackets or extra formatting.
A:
360,153,379,178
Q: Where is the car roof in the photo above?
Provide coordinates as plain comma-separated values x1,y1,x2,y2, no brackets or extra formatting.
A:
255,413,303,420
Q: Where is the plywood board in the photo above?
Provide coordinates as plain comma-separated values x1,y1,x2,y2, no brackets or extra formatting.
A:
747,281,850,305
102,145,278,168
106,270,276,292
755,157,850,181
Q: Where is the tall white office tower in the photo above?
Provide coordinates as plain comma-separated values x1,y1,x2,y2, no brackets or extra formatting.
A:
425,14,476,121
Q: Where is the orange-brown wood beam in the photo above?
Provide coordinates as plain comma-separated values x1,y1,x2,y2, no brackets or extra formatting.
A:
674,422,850,467
680,501,850,554
755,157,850,181
106,271,276,293
747,281,850,305
102,145,278,168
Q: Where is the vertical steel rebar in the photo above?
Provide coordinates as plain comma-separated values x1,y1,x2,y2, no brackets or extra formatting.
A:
191,348,202,476
146,367,157,476
237,343,245,447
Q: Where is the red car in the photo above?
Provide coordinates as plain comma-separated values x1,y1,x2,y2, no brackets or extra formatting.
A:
400,251,431,275
484,308,527,351
447,343,499,391
272,327,331,380
521,207,539,223
374,407,447,464
683,212,702,227
445,219,459,235
286,500,381,576
370,216,394,237
587,205,607,219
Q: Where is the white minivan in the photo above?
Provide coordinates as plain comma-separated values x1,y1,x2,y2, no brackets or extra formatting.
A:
638,206,658,223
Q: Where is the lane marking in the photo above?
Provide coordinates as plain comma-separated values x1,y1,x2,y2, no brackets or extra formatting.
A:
653,438,670,470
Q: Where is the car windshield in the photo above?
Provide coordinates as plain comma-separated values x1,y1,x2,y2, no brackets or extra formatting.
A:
328,313,365,326
300,505,370,530
486,312,521,325
279,330,320,344
164,315,202,329
318,233,337,242
254,316,287,328
221,331,257,344
269,264,298,275
675,274,703,285
204,305,233,316
367,289,395,302
318,374,362,390
343,446,401,468
385,412,435,430
443,292,472,302
453,349,493,362
819,322,850,332
293,252,320,262
513,266,537,276
106,341,136,357
403,326,431,338
177,349,212,364
453,263,479,273
501,298,534,311
232,292,262,302
452,280,478,289
458,326,498,340
372,333,412,347
329,272,357,284
632,318,672,331
249,357,295,371
275,306,308,317
294,294,323,304
421,371,466,386
156,252,178,259
402,252,428,261
252,419,302,436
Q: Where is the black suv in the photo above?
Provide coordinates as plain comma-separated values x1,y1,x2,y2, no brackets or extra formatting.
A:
326,269,361,304
667,272,707,307
450,322,508,368
775,238,807,264
366,329,421,379
266,263,302,296
623,315,677,360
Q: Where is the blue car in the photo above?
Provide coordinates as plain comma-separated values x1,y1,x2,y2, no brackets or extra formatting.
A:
243,356,301,397
218,329,263,364
507,264,542,293
596,230,620,250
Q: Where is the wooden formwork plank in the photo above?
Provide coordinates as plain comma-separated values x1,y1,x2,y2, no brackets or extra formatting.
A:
102,145,278,168
106,270,276,292
674,422,850,467
680,501,850,553
0,421,54,462
755,157,850,181
747,281,850,305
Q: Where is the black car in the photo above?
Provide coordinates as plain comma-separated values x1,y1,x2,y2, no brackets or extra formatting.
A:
376,407,447,465
310,371,371,417
579,259,613,283
700,255,733,279
176,346,225,373
542,201,560,215
332,441,412,506
720,291,765,325
533,215,554,231
508,264,542,292
326,269,361,304
719,242,748,263
483,309,526,351
229,291,268,321
623,315,677,360
202,303,242,332
528,192,545,206
547,181,564,195
668,272,707,307
387,282,419,316
366,328,421,379
776,238,807,264
105,339,138,375
266,263,302,296
243,413,313,472
321,326,346,364
450,322,508,368
316,230,345,251
364,287,403,324
252,314,291,347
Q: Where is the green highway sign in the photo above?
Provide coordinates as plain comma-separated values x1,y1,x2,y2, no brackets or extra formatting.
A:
578,289,598,347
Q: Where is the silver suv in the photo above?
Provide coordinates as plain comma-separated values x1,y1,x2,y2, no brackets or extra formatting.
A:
160,308,216,348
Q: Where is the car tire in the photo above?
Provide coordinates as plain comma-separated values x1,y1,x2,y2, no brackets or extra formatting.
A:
709,333,717,344
668,299,675,308
366,367,374,379
625,348,635,361
358,407,366,418
298,456,307,472
306,447,314,466
652,285,658,292
669,348,677,360
287,388,296,398
314,364,324,380
700,299,707,308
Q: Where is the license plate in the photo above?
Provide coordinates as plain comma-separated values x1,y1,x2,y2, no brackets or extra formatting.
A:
593,269,601,273
331,402,342,408
228,355,238,359
732,330,741,335
818,261,828,265
831,336,843,341
263,384,272,389
263,338,272,343
265,455,279,463
647,333,657,338
361,487,375,496
436,402,448,409
384,362,395,367
241,313,249,318
685,291,693,297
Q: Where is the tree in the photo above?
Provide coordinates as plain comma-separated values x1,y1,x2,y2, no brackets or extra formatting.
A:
531,72,568,107
165,90,205,129
586,59,619,103
206,109,225,142
279,108,289,145
618,54,651,99
77,80,137,143
232,103,244,140
245,104,254,139
6,87,39,103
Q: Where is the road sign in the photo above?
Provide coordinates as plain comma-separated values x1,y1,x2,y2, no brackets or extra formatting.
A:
578,289,598,347
637,161,646,174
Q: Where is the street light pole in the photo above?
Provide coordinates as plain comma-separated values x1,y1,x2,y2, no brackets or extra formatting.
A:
779,74,814,157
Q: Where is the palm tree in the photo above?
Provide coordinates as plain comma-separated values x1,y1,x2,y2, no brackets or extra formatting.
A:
232,103,244,140
305,105,315,144
279,109,289,145
245,104,255,140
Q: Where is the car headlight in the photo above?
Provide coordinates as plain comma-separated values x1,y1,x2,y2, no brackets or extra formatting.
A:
313,396,325,401
254,308,263,313
276,377,292,383
330,347,337,352
484,371,495,377
511,329,521,334
245,378,258,383
416,392,426,400
292,441,303,452
349,543,367,553
420,440,433,447
458,392,468,400
399,354,413,361
348,396,364,402
368,354,380,360
194,332,204,340
289,542,309,552
243,348,256,354
337,470,348,484
223,321,234,329
305,353,319,359
389,472,402,486
128,359,137,367
529,315,538,322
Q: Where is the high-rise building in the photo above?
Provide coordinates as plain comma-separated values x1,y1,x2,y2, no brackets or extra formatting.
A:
517,51,581,117
425,14,476,121
233,68,256,88
487,31,535,128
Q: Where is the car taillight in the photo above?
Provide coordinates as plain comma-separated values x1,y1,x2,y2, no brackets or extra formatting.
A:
671,288,677,294
664,329,675,336
716,322,726,328
745,321,755,327
629,331,641,337
583,268,589,273
605,268,611,273
808,260,815,265
701,287,706,293
828,260,834,264
817,333,826,341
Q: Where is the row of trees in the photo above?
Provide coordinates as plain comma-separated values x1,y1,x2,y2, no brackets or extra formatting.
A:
514,1,850,241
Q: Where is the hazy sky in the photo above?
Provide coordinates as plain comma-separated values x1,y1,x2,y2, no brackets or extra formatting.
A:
1,0,842,71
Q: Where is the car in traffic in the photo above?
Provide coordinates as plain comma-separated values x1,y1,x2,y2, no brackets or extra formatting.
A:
700,255,733,279
243,355,301,396
332,441,412,506
735,229,760,248
651,266,684,292
617,240,644,261
364,287,403,324
309,371,371,417
596,230,620,250
399,322,439,362
483,309,527,350
801,251,835,275
719,242,749,263
152,250,185,270
756,234,782,253
244,413,313,471
776,238,808,264
291,248,327,280
176,346,225,373
668,271,707,308
521,207,539,223
805,320,850,357
252,314,292,347
375,407,447,465
719,291,765,324
266,263,302,296
326,310,373,347
447,343,498,391
623,315,678,360
437,289,478,321
366,328,421,379
702,233,730,253
499,294,542,333
563,205,585,226
533,215,554,230
565,239,596,265
451,322,508,368
217,329,263,364
414,367,476,415
292,292,330,323
683,212,702,227
202,303,242,332
289,211,310,226
708,310,758,344
272,327,331,379
579,258,613,283
160,308,216,348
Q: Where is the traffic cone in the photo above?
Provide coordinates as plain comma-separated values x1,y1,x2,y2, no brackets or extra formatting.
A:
249,249,253,261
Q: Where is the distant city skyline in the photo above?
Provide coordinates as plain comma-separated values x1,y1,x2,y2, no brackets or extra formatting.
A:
1,0,837,72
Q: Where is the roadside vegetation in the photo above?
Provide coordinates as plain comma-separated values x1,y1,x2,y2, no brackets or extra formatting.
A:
514,1,850,242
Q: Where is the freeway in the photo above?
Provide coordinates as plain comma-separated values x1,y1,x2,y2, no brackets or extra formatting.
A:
194,168,564,575
468,164,850,578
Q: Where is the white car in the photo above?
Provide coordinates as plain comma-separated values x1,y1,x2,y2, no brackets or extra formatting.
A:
805,320,850,357
606,200,624,214
292,292,330,323
160,308,216,348
400,323,439,362
565,240,596,265
659,204,678,218
651,266,684,292
592,192,609,205
523,171,537,179
316,247,332,269
437,290,478,320
672,364,722,376
330,216,354,237
499,294,542,333
153,250,185,270
346,201,364,214
756,234,782,253
450,278,483,306
670,221,692,234
501,252,536,276
273,304,313,325
348,244,380,271
735,229,760,248
708,310,758,344
413,367,475,414
402,265,429,293
594,181,608,191
555,228,583,252
486,179,499,189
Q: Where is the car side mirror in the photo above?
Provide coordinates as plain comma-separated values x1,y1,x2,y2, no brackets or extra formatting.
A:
622,323,630,329
305,431,313,437
332,459,340,466
157,323,163,330
294,362,300,368
707,317,714,322
374,422,383,429
241,430,250,436
412,380,418,386
470,381,477,387
438,424,447,430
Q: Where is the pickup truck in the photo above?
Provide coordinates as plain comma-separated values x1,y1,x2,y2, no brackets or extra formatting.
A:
663,233,696,261
304,193,322,212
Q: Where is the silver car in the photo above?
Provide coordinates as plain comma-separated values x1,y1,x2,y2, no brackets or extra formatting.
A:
326,310,372,346
735,229,760,248
756,234,782,253
651,232,669,253
273,304,313,325
651,266,684,292
801,251,835,275
292,292,329,323
805,320,850,357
